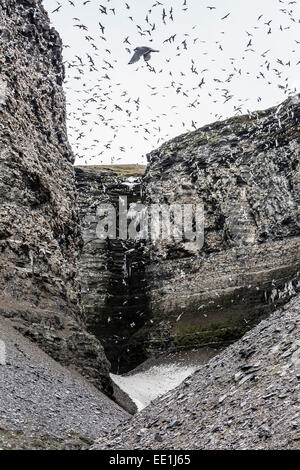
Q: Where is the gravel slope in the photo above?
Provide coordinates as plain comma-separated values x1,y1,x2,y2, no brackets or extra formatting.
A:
92,294,300,450
0,318,128,450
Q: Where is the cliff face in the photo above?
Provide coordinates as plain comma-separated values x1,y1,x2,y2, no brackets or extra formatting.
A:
0,0,111,394
75,97,299,374
75,166,149,374
75,98,299,372
144,95,300,353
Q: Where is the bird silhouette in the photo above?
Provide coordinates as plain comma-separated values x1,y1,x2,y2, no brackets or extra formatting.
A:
128,47,159,64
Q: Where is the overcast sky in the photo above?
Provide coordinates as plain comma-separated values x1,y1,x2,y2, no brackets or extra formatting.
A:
42,0,300,165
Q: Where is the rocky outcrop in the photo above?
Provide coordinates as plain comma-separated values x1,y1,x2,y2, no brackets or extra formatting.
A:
92,292,300,450
75,165,149,374
0,0,111,394
143,95,300,354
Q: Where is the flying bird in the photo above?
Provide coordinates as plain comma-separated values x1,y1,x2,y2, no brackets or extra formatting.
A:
52,5,62,13
128,47,159,64
221,13,230,20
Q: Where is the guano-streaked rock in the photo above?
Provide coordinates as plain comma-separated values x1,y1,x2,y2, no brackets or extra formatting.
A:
0,0,111,395
143,95,300,354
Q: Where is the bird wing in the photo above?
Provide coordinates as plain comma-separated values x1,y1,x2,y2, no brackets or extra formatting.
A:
128,49,144,64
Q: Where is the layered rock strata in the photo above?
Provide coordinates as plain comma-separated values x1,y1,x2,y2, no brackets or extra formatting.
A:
143,95,300,353
75,165,149,373
76,98,299,371
76,98,299,368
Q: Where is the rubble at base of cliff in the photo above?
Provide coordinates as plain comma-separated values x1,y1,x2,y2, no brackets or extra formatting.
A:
0,317,128,450
92,293,300,450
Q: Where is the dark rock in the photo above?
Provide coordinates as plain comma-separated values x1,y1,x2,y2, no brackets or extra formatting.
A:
75,165,150,374
143,95,300,354
0,0,111,395
0,317,128,450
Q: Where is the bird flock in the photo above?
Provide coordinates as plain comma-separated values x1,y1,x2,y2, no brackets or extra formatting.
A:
44,0,300,165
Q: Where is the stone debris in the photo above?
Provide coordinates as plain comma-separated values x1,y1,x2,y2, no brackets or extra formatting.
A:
0,0,299,452
92,293,300,450
0,318,128,450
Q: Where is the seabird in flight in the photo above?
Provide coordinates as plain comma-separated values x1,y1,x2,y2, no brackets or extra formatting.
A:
128,47,159,64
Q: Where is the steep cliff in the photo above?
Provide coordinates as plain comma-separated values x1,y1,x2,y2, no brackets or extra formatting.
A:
75,98,299,373
75,97,299,372
75,165,149,373
0,0,111,394
144,94,300,353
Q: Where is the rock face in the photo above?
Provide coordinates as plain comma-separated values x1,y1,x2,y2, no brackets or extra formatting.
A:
143,95,300,354
75,165,149,374
75,98,299,373
92,292,300,450
0,0,111,394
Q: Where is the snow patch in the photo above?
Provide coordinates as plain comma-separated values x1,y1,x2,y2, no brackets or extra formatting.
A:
0,340,6,366
111,363,198,411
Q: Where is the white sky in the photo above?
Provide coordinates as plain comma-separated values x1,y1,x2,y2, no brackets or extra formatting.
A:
42,0,300,165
